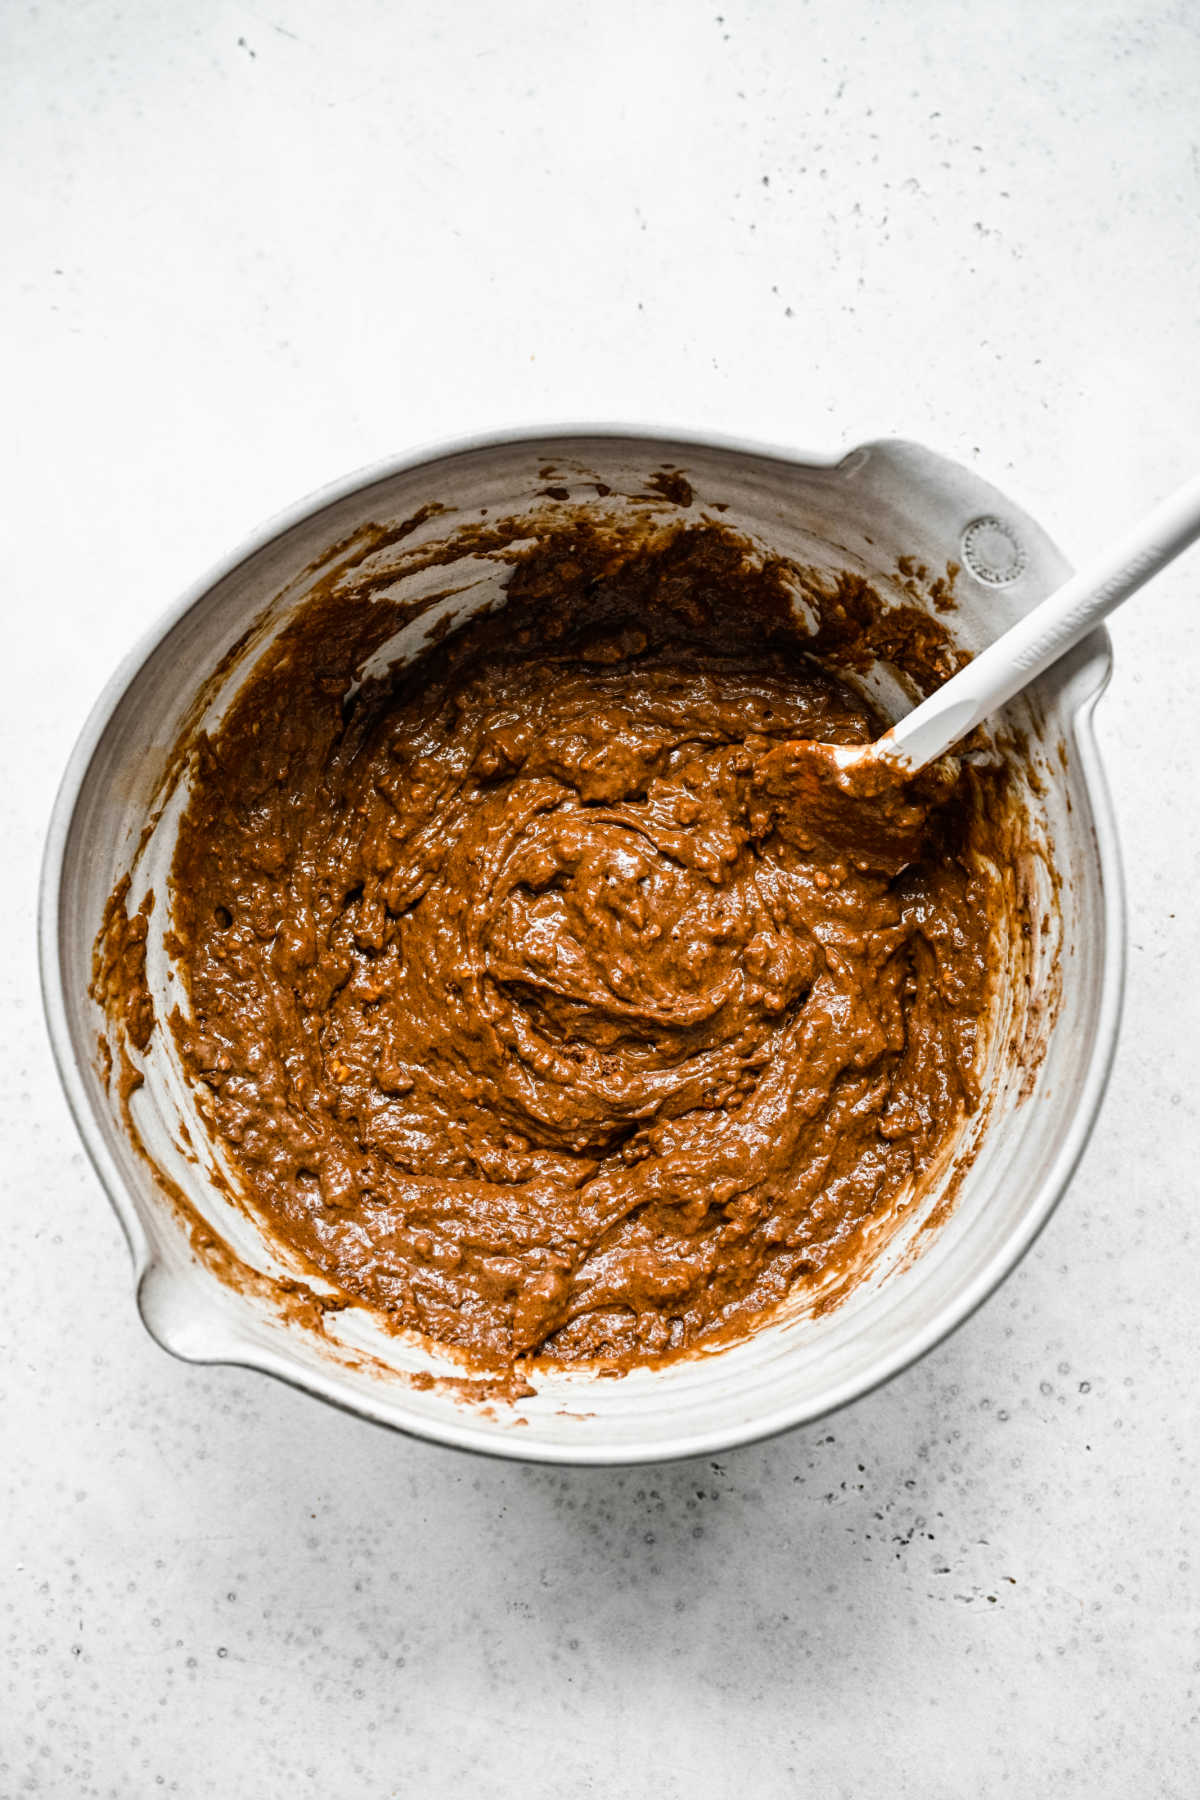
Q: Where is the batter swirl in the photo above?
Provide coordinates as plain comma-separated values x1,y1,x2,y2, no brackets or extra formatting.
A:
169,520,999,1369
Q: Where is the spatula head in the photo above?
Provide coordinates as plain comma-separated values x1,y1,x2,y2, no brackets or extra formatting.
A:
751,738,958,877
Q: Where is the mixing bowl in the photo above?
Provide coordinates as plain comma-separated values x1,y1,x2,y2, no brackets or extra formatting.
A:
40,429,1124,1464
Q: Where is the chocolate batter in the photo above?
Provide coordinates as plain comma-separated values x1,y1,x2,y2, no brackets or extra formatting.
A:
163,517,1002,1371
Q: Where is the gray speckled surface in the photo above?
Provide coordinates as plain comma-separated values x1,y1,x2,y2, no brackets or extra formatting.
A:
3,1,1199,1793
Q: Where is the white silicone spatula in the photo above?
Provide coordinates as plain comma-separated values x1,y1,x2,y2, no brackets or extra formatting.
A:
828,469,1200,782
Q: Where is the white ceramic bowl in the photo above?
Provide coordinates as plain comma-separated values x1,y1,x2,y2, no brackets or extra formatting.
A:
40,429,1124,1464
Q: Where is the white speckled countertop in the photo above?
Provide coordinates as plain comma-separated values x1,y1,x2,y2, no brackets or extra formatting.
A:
3,2,1199,1793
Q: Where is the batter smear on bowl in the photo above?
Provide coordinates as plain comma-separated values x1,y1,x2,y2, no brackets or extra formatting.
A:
166,517,1004,1372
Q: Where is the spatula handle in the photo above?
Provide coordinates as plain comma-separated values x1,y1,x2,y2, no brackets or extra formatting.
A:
886,471,1200,773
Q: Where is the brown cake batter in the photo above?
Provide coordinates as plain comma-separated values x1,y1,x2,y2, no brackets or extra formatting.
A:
163,517,1002,1372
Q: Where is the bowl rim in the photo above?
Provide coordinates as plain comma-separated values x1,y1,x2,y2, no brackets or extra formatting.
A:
38,422,1126,1465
